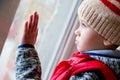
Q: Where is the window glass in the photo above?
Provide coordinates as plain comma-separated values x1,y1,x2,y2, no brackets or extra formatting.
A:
0,0,80,79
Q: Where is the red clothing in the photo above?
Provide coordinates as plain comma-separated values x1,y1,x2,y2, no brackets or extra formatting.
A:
51,52,117,80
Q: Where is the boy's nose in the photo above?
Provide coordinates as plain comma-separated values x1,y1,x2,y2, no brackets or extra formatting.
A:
75,29,80,36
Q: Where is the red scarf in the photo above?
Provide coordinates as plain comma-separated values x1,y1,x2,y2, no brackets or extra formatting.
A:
51,52,117,80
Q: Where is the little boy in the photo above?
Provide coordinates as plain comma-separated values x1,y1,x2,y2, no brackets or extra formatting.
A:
15,0,120,80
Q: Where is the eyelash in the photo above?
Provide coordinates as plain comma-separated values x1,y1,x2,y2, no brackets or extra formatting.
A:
80,23,86,28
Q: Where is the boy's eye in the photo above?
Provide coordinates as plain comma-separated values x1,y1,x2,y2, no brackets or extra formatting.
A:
80,23,86,28
81,23,86,28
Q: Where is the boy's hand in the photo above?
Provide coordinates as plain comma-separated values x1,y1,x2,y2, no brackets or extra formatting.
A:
21,12,39,45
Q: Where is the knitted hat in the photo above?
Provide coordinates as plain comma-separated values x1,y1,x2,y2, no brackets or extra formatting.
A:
78,0,120,45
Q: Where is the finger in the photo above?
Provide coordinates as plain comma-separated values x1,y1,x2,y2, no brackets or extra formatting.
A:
35,12,39,30
35,28,38,37
33,12,39,30
32,12,36,30
29,15,33,31
25,21,28,33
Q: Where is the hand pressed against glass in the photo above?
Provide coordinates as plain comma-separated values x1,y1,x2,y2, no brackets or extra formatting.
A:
21,12,39,45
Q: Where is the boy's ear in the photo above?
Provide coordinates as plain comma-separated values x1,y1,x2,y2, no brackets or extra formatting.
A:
103,39,113,46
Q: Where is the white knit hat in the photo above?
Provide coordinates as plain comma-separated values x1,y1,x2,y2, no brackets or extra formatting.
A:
78,0,120,45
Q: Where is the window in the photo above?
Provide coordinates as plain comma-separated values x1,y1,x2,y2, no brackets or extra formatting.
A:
0,0,83,80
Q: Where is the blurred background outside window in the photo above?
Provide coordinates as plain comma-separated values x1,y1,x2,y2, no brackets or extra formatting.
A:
0,0,83,80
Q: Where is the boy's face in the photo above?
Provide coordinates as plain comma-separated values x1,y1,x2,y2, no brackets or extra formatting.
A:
75,20,107,52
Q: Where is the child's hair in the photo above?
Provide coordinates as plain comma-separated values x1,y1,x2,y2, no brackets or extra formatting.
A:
78,0,120,46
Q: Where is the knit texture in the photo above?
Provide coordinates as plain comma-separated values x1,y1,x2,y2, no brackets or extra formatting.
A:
15,47,120,80
78,0,120,45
